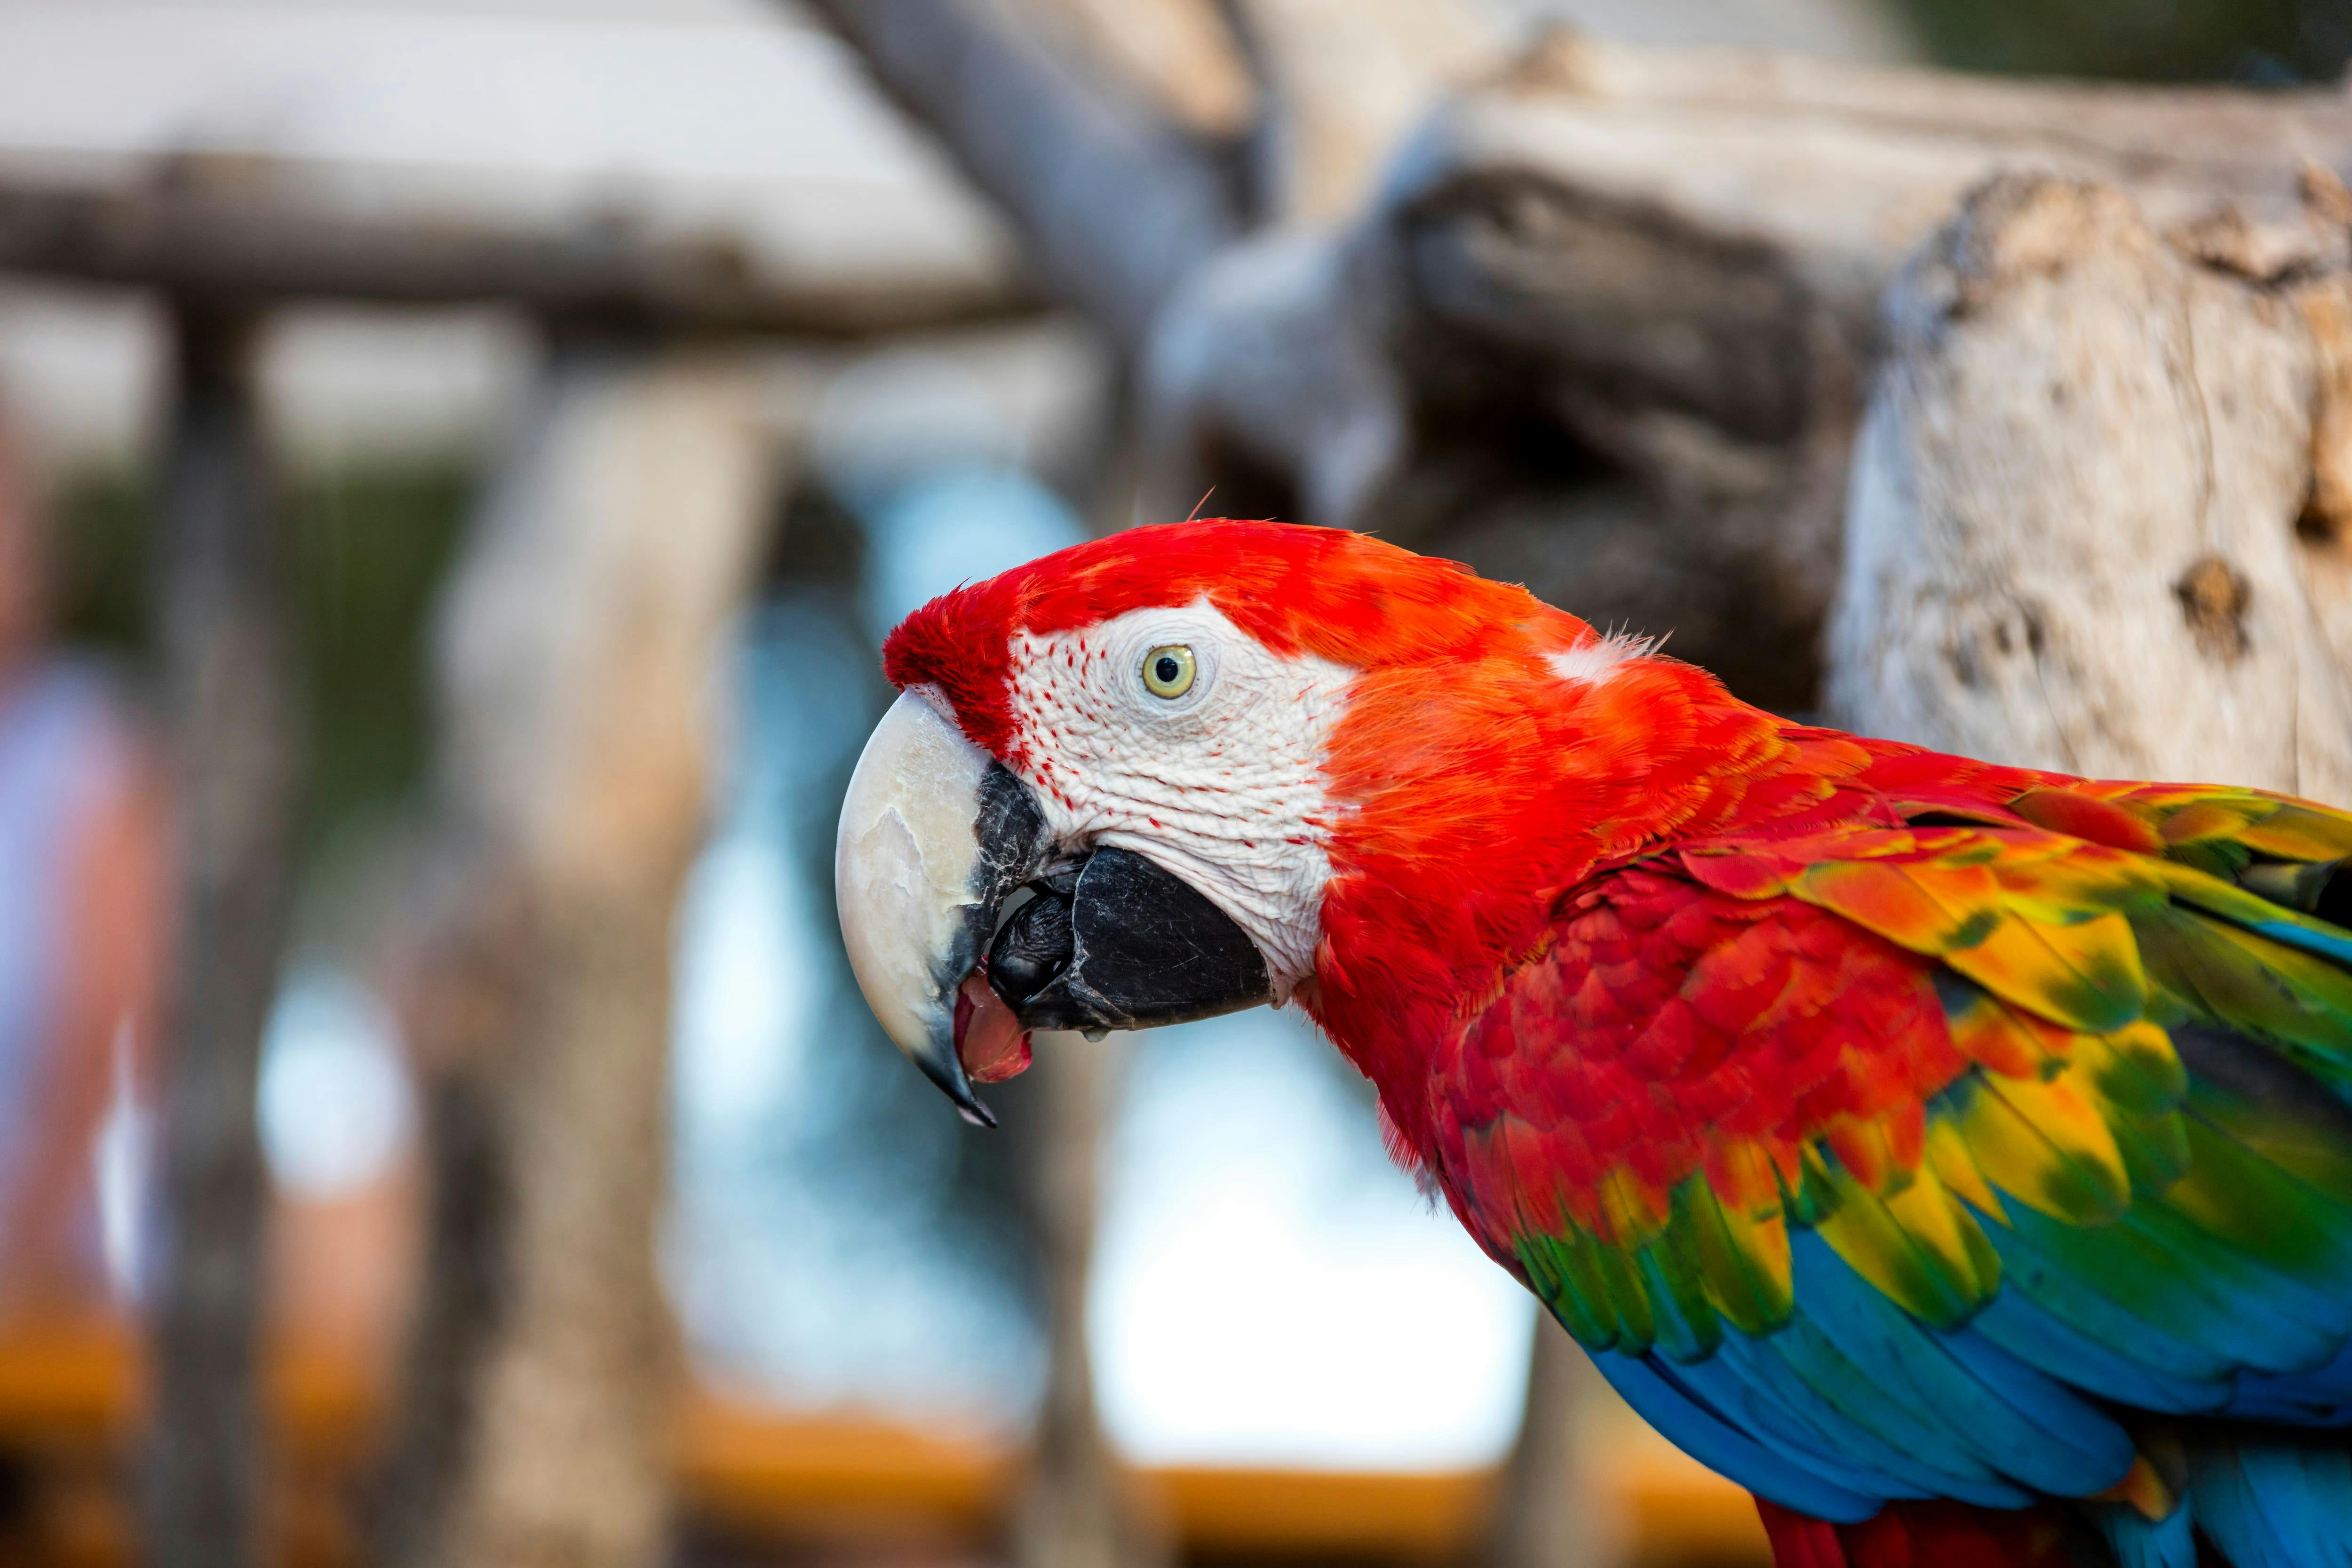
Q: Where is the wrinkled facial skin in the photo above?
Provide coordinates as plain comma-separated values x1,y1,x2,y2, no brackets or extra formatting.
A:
994,600,1354,995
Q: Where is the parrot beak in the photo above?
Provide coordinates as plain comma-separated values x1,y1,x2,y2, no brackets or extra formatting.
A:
836,690,1274,1125
835,691,1045,1127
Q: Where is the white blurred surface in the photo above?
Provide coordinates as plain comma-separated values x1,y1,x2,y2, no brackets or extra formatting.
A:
1094,1009,1538,1469
0,6,1008,286
1488,0,1912,57
257,960,417,1199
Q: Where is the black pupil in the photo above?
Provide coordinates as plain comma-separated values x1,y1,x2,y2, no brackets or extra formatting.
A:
1154,655,1180,684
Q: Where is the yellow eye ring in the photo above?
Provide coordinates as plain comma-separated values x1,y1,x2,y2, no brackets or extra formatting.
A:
1141,644,1196,699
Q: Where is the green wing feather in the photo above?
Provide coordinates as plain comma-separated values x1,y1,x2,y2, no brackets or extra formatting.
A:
1446,775,2352,1373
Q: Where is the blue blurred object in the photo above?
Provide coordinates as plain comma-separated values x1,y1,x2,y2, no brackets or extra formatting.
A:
863,466,1088,640
668,591,1043,1432
0,664,119,1166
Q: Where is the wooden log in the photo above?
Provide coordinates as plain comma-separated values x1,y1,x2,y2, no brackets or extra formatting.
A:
1828,172,2352,797
397,338,781,1568
0,171,1036,338
141,302,294,1568
1141,35,2352,706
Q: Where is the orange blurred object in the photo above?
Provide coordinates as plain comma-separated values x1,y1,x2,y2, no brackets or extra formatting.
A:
0,1324,1766,1568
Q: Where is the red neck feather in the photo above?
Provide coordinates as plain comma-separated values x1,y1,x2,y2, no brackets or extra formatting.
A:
1304,647,1821,1155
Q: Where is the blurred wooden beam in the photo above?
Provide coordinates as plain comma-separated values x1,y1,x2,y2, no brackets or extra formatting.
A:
0,173,1039,338
1224,0,1502,223
794,0,1246,349
1035,0,1261,143
142,301,296,1568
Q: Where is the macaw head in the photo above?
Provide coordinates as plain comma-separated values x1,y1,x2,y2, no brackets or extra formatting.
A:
834,518,1688,1127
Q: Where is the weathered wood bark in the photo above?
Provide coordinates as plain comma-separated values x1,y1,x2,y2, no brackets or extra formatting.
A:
381,339,779,1568
141,304,296,1568
1829,172,2352,796
366,867,531,1568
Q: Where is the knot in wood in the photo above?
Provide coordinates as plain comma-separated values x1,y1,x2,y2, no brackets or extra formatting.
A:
2174,554,2251,662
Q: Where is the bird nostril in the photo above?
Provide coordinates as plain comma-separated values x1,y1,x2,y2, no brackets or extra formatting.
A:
986,884,1075,1007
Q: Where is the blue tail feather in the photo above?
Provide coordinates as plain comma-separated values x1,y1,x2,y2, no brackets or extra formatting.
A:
2091,1501,2198,1568
2230,1336,2352,1424
1696,1322,2031,1505
1968,1287,2233,1415
1787,1231,2135,1496
1583,1347,1883,1522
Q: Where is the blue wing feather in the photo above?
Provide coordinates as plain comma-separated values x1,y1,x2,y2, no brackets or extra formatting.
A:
1587,1350,1886,1522
1783,1232,2134,1496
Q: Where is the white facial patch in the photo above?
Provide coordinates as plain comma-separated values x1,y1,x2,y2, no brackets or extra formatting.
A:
1003,600,1353,996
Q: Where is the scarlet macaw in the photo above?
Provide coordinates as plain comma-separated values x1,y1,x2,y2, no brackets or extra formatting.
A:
834,519,2352,1568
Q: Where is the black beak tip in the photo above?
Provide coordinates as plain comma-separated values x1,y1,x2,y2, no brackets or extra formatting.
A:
915,1047,998,1129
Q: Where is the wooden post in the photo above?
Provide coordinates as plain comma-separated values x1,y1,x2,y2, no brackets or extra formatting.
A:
387,336,779,1568
142,302,295,1568
366,869,531,1568
1014,1037,1170,1568
1483,1318,1618,1568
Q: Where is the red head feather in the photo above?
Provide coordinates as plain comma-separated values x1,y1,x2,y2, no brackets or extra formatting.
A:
882,519,1590,764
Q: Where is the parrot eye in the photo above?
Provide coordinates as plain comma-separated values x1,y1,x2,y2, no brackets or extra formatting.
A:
1141,644,1196,699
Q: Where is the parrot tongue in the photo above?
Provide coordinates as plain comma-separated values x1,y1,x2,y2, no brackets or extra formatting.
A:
954,970,1033,1084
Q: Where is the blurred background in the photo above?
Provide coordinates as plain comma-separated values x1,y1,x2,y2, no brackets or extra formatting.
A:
0,2,2345,1568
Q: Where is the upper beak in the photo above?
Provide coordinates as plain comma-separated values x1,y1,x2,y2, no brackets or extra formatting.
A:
835,690,1275,1124
834,691,1043,1126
